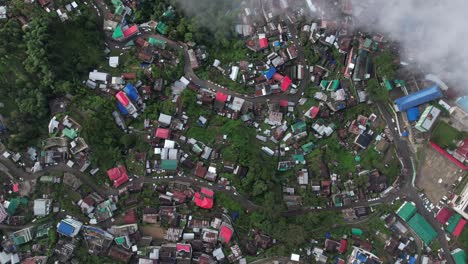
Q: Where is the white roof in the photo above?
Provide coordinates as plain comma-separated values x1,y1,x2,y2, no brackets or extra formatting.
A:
164,140,176,149
158,113,172,125
180,76,190,86
109,56,119,68
230,66,239,81
291,253,300,261
89,70,109,82
71,1,78,8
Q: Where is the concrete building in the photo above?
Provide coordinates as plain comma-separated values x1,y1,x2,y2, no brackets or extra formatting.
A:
33,199,52,217
415,105,441,132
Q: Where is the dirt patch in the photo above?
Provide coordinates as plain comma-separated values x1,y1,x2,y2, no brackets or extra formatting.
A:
140,224,166,241
416,145,465,203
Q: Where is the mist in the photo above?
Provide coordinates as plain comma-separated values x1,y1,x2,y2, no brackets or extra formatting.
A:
351,0,468,93
171,0,468,94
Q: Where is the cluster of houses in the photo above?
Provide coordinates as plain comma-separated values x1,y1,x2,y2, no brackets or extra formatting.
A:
0,170,278,264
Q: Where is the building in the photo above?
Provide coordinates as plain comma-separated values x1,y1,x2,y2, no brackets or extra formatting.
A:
107,165,129,188
407,213,437,245
89,70,110,83
396,201,416,221
116,91,138,118
415,105,441,132
193,188,214,209
218,223,234,244
0,203,7,223
394,85,443,112
109,56,119,68
33,199,52,217
451,248,466,264
11,227,33,245
57,218,83,238
188,49,199,69
454,139,468,163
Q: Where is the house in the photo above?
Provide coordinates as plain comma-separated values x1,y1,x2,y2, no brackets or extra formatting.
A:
57,218,83,238
0,204,7,223
142,208,158,224
107,246,132,263
107,165,129,188
354,133,373,149
155,128,170,139
188,49,199,69
38,0,52,7
415,105,441,132
11,227,34,245
158,113,172,127
109,56,119,68
193,188,214,209
89,70,110,83
454,139,468,163
33,199,52,217
266,111,283,126
219,223,234,244
194,162,208,178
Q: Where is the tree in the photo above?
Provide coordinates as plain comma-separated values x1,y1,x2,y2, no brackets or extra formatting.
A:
366,78,389,102
374,51,398,79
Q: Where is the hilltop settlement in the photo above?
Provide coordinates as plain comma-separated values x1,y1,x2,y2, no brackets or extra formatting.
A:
0,0,467,263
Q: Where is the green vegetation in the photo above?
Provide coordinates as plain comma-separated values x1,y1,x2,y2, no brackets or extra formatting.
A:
374,51,398,79
431,121,467,149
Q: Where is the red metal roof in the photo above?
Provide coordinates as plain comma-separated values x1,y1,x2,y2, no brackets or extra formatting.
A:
435,208,453,224
155,128,170,139
279,100,289,107
122,73,136,79
339,239,348,253
107,165,129,188
452,218,466,237
219,225,233,244
12,183,19,193
116,91,130,106
215,91,228,102
272,73,284,82
310,106,320,118
455,139,468,159
123,208,137,224
200,187,214,197
259,37,269,48
281,76,292,91
123,25,139,38
194,188,214,209
176,243,191,253
193,192,213,209
430,142,468,170
113,174,129,188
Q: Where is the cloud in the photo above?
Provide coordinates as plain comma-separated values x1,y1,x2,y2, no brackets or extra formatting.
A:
351,0,468,92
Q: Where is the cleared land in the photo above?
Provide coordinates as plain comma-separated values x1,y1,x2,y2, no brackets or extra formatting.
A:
416,145,466,203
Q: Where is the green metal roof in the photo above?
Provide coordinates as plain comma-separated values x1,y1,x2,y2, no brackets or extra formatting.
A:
156,22,167,35
7,198,19,214
149,37,166,48
363,38,373,49
301,142,316,154
13,236,26,245
62,128,77,139
291,121,306,133
161,160,177,170
351,228,363,236
115,236,126,244
452,249,466,264
384,80,393,91
163,9,175,19
446,214,462,234
292,154,305,163
331,80,340,91
396,201,416,222
407,213,437,245
125,40,135,46
112,26,124,39
114,5,124,15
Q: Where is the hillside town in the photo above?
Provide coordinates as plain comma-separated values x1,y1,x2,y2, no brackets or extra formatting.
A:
0,0,467,263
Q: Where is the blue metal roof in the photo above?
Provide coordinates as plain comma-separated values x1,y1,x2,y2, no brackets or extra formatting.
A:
123,83,139,101
117,102,128,115
395,85,442,111
58,222,75,236
406,107,420,122
456,96,468,113
264,67,276,80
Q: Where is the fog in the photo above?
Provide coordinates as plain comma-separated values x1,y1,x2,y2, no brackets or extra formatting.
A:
172,0,468,93
351,0,468,93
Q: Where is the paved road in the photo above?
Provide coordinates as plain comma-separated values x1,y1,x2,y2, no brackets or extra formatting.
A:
9,2,452,262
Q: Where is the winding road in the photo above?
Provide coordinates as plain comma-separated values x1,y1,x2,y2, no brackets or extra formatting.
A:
0,1,455,263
